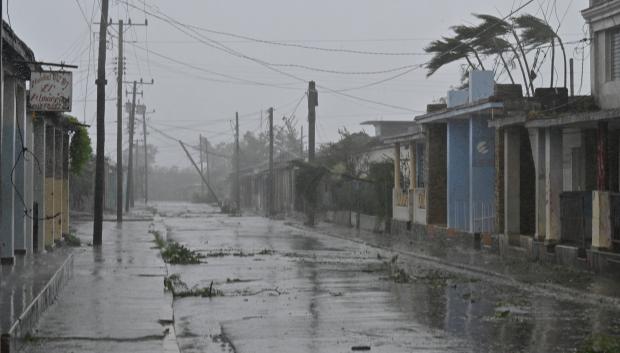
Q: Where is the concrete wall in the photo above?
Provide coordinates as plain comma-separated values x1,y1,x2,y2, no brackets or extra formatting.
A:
470,116,496,233
426,124,447,226
447,120,470,231
589,8,620,109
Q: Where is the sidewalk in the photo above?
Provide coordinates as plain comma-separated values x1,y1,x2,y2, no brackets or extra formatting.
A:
296,219,620,306
20,215,179,353
0,246,73,353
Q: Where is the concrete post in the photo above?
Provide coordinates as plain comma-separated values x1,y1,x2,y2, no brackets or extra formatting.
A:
529,128,547,241
394,143,401,192
504,128,521,235
45,125,55,247
13,84,26,254
62,133,70,235
33,116,46,253
592,190,612,250
409,142,416,190
54,129,63,239
24,93,34,253
0,77,16,264
545,127,563,243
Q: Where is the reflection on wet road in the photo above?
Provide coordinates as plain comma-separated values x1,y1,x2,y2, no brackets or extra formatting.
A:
156,203,620,353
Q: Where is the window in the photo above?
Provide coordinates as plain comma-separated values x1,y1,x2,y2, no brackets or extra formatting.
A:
607,28,620,81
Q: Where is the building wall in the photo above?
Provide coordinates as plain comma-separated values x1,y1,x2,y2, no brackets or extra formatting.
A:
589,5,620,109
447,120,470,231
470,116,496,234
426,124,447,226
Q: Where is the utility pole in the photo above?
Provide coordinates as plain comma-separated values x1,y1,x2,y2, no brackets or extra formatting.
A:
308,81,318,162
268,107,274,217
300,125,304,159
126,81,137,212
179,141,220,205
235,112,240,214
199,134,205,197
142,106,149,204
93,0,110,246
306,82,318,226
116,20,124,223
205,139,210,186
124,78,154,211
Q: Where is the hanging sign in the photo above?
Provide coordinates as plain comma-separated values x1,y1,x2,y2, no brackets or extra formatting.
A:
29,71,72,112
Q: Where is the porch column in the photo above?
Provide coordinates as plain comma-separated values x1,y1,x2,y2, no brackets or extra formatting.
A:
24,90,34,253
504,128,521,235
426,124,447,225
529,128,546,241
394,142,401,190
0,77,16,264
45,125,55,247
409,142,416,190
62,133,70,235
54,129,63,240
597,121,609,191
33,116,46,253
13,85,26,254
545,127,563,243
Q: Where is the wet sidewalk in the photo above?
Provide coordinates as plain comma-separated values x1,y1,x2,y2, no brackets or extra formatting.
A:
0,246,73,344
304,219,620,305
21,215,179,353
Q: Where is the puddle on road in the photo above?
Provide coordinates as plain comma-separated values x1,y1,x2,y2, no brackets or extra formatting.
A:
151,202,620,353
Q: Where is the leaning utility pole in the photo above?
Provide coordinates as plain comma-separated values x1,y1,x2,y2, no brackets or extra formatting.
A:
93,0,110,246
308,81,318,162
179,141,220,205
126,81,137,212
268,107,274,217
235,112,241,214
116,20,124,222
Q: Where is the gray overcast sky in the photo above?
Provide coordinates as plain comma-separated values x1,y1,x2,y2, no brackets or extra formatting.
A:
9,0,590,167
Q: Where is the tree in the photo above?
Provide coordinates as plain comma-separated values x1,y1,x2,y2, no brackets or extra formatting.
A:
424,36,477,77
514,14,567,88
317,128,376,178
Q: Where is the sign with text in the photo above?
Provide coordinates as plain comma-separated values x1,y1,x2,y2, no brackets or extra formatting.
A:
29,71,72,112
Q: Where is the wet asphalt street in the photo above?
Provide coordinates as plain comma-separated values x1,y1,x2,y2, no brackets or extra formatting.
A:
155,202,620,353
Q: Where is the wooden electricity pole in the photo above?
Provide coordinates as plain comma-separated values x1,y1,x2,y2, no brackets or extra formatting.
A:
308,81,318,162
116,20,124,222
93,0,110,246
300,126,304,159
142,107,148,204
235,112,240,213
126,81,137,212
268,107,274,217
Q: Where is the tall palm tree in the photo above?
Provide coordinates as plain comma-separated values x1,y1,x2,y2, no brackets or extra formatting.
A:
451,25,486,70
513,14,567,89
476,37,516,84
472,14,531,96
424,36,476,77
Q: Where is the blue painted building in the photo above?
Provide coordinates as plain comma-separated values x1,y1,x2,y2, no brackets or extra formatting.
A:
416,71,500,234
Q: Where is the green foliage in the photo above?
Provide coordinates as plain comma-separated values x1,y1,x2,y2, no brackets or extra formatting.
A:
578,335,620,353
63,233,81,247
161,241,205,264
164,274,222,298
150,230,204,264
293,160,328,205
67,116,92,175
317,128,376,177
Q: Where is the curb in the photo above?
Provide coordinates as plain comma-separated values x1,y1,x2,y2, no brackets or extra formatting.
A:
1,253,74,353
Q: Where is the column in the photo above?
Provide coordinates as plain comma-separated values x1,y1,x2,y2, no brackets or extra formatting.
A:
409,142,416,190
33,116,46,253
45,124,55,247
13,84,27,254
25,101,34,253
0,77,16,264
54,129,63,239
62,132,70,235
545,127,563,243
504,128,521,235
529,128,547,241
426,124,447,226
394,142,401,190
